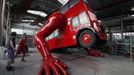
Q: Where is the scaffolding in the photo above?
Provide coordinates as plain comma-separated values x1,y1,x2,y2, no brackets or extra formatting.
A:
110,20,134,61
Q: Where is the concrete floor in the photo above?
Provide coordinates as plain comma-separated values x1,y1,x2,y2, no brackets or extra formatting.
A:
0,48,134,75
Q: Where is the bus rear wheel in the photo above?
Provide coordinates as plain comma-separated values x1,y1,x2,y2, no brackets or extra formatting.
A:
78,30,96,48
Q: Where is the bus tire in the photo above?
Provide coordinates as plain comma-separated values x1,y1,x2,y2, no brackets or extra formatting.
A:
78,30,96,48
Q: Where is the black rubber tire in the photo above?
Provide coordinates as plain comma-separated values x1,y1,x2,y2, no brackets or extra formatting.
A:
51,48,67,53
97,39,106,47
95,35,107,47
78,30,96,48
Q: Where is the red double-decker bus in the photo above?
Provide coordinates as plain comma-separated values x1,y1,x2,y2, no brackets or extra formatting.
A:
45,0,107,50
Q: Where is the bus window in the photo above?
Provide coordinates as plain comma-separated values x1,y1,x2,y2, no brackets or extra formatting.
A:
69,0,80,8
60,4,69,14
84,0,88,3
46,37,48,41
49,34,53,39
46,29,59,40
72,16,79,28
79,12,88,24
88,11,97,21
54,29,58,37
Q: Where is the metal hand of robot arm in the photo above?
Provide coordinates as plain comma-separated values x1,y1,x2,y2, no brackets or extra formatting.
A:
34,12,67,75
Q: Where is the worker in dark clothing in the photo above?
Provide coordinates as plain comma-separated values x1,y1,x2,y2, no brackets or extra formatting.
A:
6,32,17,71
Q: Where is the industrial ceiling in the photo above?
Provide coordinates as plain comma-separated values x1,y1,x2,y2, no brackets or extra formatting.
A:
9,0,134,33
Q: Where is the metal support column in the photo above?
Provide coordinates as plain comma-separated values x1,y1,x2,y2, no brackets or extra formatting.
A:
120,20,124,55
108,27,113,54
130,32,133,62
0,0,6,46
5,1,11,47
0,0,3,45
121,20,124,42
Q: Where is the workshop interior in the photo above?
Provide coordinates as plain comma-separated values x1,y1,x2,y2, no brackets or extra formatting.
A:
0,0,134,75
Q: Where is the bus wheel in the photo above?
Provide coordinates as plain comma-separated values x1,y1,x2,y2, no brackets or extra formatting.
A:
96,39,106,47
78,30,96,48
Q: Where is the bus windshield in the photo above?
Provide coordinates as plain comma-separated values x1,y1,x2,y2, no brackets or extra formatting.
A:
83,0,98,21
88,11,97,21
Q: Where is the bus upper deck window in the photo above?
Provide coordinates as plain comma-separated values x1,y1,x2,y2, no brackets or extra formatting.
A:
60,4,69,14
69,0,80,8
84,0,88,3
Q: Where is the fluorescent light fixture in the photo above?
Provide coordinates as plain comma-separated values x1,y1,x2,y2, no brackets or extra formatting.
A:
27,10,47,17
98,20,101,23
11,28,23,34
38,23,43,26
131,7,134,11
58,0,68,5
11,28,37,35
22,20,34,22
131,14,134,17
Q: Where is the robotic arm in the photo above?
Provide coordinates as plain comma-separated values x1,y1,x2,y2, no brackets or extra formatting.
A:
34,12,67,75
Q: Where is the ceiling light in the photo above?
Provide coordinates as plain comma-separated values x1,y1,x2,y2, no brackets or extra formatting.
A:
38,23,43,26
22,20,34,22
131,7,134,11
58,0,68,5
27,10,47,17
131,14,134,17
40,13,47,17
98,20,101,23
11,28,36,35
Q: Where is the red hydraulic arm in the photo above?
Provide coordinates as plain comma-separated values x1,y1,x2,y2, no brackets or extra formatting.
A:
34,12,68,75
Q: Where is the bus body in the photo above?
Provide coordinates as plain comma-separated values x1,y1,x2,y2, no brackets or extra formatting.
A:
45,0,107,50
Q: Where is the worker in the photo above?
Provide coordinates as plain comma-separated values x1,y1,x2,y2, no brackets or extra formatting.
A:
6,32,17,71
15,33,27,62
